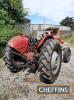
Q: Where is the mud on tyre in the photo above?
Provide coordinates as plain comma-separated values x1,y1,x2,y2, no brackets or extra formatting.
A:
39,39,62,84
4,45,25,73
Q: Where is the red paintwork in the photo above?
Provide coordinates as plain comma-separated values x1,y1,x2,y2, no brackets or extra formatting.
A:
8,33,64,58
8,34,29,54
35,34,51,48
53,35,64,44
35,34,64,49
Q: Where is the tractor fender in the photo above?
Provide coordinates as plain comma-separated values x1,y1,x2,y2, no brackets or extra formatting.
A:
8,34,29,54
36,35,53,49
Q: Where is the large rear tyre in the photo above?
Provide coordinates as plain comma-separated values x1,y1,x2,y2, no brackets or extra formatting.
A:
4,45,25,73
39,39,62,84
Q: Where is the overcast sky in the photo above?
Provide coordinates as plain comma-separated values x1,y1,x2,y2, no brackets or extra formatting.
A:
22,0,74,24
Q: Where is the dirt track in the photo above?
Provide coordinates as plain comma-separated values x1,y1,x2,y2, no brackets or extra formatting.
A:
0,44,74,100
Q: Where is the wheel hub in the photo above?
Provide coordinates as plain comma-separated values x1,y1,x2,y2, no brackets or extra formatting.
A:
51,51,60,75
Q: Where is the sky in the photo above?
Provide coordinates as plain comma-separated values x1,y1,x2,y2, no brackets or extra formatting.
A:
22,0,74,25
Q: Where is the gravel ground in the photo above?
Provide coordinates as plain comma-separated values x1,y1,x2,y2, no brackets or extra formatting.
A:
0,44,74,100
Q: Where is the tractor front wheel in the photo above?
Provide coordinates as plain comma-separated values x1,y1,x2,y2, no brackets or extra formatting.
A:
4,45,26,73
63,47,71,63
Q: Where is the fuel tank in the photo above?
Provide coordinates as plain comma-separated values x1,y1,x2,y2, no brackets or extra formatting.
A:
8,34,29,54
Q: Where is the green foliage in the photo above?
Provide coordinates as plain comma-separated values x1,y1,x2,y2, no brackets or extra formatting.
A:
0,0,30,47
60,17,74,30
0,0,30,25
0,9,13,25
0,25,19,46
0,0,30,58
61,35,74,43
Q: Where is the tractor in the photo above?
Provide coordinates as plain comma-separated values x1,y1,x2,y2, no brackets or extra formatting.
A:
4,28,71,84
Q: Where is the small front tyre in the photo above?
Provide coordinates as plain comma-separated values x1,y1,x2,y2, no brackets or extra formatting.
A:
4,45,25,73
63,47,71,63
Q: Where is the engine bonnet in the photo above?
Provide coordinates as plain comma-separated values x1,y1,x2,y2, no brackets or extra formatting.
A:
8,35,29,54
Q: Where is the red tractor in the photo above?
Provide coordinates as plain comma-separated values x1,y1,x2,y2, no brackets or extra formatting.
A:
4,28,71,84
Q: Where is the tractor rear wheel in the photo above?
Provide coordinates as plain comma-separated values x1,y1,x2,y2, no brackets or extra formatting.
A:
39,39,62,84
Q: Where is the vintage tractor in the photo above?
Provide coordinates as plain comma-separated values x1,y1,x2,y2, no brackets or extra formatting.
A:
4,28,71,84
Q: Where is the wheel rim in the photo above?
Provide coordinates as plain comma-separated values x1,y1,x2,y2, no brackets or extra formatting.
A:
51,51,61,75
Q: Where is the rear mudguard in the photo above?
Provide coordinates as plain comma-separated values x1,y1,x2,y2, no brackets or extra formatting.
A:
8,34,29,54
36,35,53,49
36,35,64,50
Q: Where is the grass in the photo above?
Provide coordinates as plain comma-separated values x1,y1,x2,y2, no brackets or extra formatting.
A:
0,25,20,58
0,25,20,46
61,35,74,44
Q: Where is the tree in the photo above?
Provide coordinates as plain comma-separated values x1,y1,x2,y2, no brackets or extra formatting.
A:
60,17,74,30
0,0,30,25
